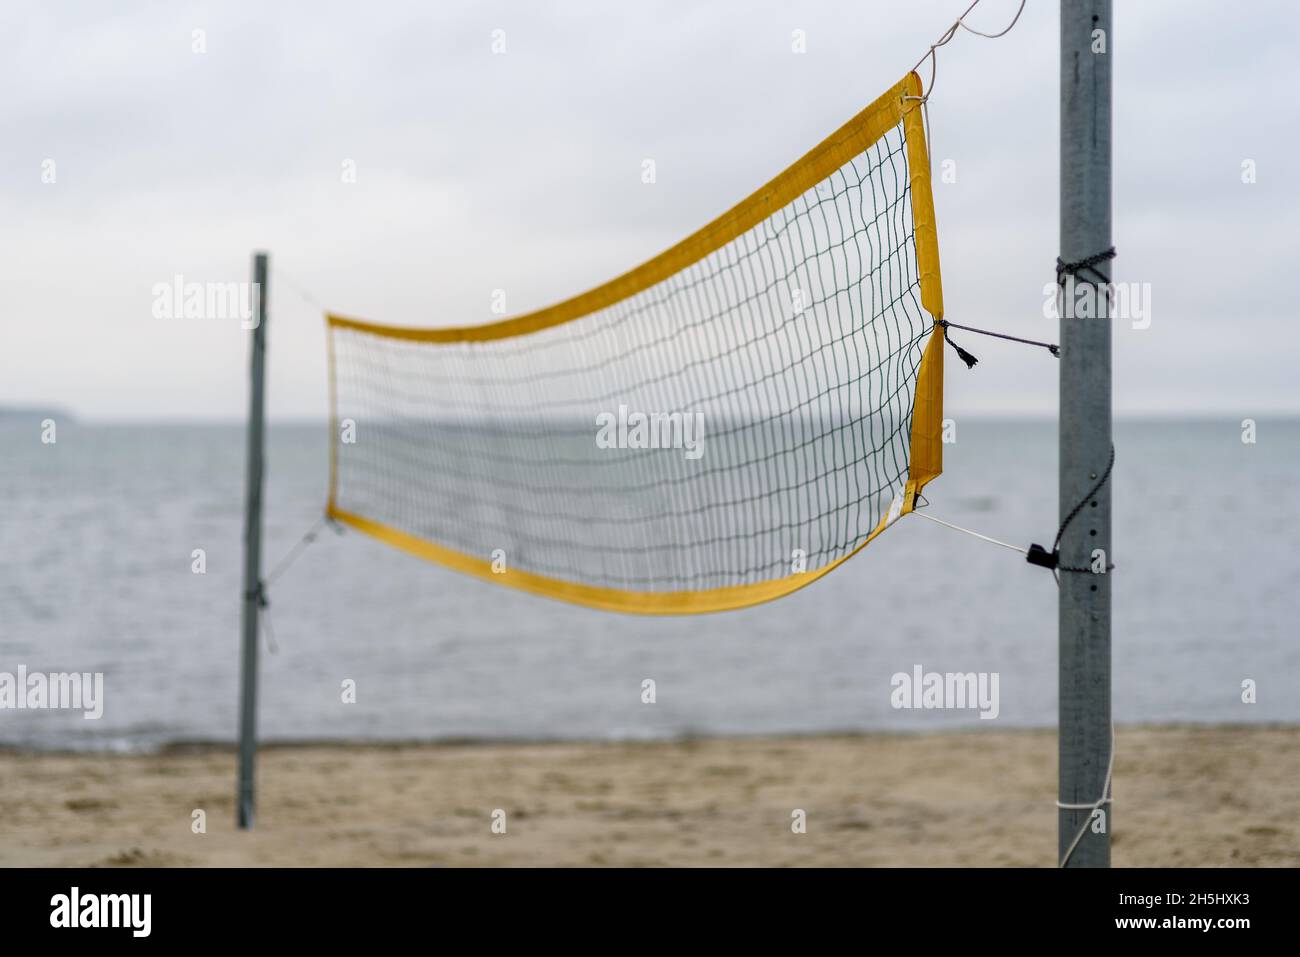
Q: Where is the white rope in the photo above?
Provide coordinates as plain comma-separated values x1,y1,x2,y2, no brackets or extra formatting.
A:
274,265,330,314
1057,724,1116,867
908,1,971,83
910,501,1115,865
908,509,1028,555
912,502,1116,867
900,0,1027,179
905,0,1028,107
956,0,1027,39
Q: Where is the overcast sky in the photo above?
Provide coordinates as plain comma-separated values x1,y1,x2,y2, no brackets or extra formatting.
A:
2,0,1296,421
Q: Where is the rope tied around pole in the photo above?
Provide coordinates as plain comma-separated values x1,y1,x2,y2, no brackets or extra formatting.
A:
1056,246,1116,287
1057,723,1116,868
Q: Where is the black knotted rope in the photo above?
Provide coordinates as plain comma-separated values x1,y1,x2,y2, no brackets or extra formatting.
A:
937,319,980,368
1056,246,1116,287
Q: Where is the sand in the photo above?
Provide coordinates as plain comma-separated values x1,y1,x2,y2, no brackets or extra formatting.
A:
1,725,1295,867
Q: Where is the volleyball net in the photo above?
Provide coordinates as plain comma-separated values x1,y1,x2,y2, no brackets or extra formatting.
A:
325,71,945,614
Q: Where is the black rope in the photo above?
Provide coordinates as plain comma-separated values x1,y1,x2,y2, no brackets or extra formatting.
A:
1056,246,1116,287
929,248,1116,369
1026,444,1116,574
938,319,1059,358
936,319,979,369
1054,444,1115,573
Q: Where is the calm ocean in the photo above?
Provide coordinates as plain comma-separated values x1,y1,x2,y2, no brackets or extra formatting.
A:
1,418,1295,751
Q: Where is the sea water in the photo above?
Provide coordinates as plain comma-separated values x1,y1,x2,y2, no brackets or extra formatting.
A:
0,418,1295,750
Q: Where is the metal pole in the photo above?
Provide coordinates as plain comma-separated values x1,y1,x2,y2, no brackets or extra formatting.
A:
1059,2,1112,866
238,251,269,829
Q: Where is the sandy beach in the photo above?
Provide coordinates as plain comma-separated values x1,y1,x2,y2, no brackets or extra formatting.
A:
1,725,1295,867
